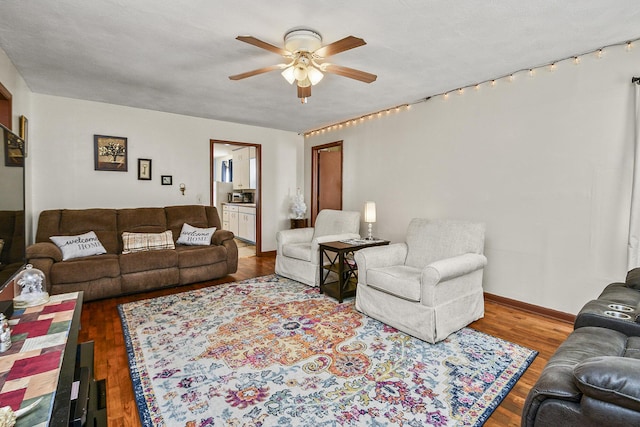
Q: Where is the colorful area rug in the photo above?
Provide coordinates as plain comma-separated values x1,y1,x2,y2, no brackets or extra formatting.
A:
119,275,537,426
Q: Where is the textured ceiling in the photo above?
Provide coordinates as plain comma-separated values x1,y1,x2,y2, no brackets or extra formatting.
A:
0,1,639,133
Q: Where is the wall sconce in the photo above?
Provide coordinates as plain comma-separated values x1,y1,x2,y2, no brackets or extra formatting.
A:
364,201,376,240
179,183,186,195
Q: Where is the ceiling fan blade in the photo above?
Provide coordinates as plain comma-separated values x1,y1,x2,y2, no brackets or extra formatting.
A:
322,64,377,83
236,36,289,56
229,64,284,80
314,36,366,58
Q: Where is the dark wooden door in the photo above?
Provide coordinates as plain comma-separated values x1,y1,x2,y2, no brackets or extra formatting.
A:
311,141,343,224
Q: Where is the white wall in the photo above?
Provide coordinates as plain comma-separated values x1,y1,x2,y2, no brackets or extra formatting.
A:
30,94,302,252
305,44,638,315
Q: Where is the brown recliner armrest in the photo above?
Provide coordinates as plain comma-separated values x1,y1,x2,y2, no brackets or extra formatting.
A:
26,242,63,262
211,229,234,246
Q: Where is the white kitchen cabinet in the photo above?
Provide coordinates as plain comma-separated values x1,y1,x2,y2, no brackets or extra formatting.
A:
223,204,239,236
238,206,256,243
232,146,256,190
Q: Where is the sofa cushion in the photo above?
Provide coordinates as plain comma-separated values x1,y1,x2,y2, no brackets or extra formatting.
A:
574,356,640,412
122,231,175,254
176,223,216,246
50,231,107,261
50,254,120,285
367,265,422,302
165,205,209,241
282,243,312,262
58,209,119,254
626,268,640,290
117,207,167,241
405,219,485,269
175,245,227,268
119,249,178,274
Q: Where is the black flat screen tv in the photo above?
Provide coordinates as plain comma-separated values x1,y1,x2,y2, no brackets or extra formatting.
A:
0,123,25,293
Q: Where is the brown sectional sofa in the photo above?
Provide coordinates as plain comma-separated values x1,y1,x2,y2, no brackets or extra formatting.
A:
26,205,238,301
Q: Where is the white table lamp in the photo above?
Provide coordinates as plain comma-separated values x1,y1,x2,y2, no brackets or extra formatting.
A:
364,201,376,240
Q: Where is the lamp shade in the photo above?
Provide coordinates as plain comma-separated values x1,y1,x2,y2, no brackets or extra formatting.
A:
364,201,376,223
293,65,308,81
281,67,296,84
307,66,324,85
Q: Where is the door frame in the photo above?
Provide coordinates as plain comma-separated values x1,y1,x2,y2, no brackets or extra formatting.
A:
210,139,263,256
311,140,343,225
0,81,12,130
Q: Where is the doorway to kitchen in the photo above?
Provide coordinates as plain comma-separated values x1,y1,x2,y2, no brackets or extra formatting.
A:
210,140,261,257
311,141,343,225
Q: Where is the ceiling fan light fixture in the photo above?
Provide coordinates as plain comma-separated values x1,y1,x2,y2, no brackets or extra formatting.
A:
284,28,322,53
281,66,296,84
297,77,311,88
293,65,308,82
307,66,324,85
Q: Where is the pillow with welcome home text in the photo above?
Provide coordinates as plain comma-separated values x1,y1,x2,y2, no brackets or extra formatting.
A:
50,231,107,261
176,223,217,246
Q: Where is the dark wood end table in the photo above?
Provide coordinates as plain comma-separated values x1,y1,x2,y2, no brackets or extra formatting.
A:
319,239,390,303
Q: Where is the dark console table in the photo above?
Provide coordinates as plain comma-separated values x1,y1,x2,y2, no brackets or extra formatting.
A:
0,291,105,426
319,239,390,302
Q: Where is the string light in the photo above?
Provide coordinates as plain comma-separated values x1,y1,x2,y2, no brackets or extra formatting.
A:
304,37,640,137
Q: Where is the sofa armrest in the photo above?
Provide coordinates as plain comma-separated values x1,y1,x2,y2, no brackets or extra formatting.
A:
421,253,487,287
26,242,63,263
574,356,640,412
211,229,234,246
276,228,315,253
354,243,408,285
354,243,407,271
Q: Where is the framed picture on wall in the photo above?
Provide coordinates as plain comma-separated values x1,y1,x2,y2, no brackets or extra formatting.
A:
94,135,128,171
138,158,152,180
161,175,172,185
3,127,24,167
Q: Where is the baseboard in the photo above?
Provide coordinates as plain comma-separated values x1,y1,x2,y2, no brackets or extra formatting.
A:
257,250,276,257
484,292,575,324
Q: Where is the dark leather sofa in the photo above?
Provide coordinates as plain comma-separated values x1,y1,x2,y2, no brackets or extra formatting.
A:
522,269,640,426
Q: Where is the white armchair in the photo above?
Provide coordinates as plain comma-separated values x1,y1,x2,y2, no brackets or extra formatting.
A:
354,219,487,343
276,209,361,286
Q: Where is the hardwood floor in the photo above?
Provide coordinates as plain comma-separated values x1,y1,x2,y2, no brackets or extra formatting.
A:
78,255,573,426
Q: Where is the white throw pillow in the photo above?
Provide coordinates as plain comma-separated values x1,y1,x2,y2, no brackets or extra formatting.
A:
50,231,107,261
176,223,216,246
122,230,175,254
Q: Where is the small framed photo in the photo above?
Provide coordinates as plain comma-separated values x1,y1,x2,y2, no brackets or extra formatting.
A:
161,175,172,185
138,158,152,180
94,135,127,171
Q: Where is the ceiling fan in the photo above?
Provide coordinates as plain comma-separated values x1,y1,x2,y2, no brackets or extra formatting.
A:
229,28,377,103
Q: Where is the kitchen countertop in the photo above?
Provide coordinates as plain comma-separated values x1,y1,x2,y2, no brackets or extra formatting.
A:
222,202,256,207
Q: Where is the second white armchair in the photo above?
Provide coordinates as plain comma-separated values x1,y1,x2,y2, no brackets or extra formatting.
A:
354,218,487,343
